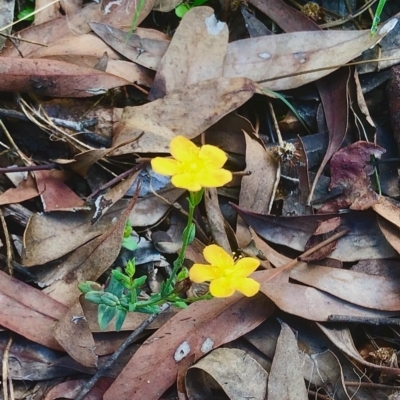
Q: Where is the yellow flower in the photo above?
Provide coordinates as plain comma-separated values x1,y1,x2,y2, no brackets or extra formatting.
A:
189,245,260,298
151,136,232,192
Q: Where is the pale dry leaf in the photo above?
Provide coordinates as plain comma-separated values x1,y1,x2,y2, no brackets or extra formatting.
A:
268,322,308,400
149,6,228,99
186,348,267,400
236,133,278,248
223,21,397,90
111,77,258,155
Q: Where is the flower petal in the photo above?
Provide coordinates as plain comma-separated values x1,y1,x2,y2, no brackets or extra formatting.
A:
232,257,260,277
233,277,260,297
203,245,234,268
209,277,235,298
189,264,221,283
198,169,232,188
170,136,199,162
199,145,228,169
171,174,202,191
151,157,181,176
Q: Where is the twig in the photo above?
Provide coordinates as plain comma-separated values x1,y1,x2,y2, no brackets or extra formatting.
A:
88,162,146,199
0,164,57,174
264,229,350,282
75,302,170,400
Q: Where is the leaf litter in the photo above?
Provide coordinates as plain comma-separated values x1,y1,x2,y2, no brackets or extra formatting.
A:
1,1,400,399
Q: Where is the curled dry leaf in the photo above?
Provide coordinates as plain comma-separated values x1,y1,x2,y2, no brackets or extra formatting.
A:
319,141,385,213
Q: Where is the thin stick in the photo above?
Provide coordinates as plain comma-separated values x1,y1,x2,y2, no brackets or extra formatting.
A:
0,164,57,174
0,120,31,166
75,302,170,400
264,229,350,282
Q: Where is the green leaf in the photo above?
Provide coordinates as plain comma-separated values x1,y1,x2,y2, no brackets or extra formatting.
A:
174,301,188,309
100,292,120,307
125,259,136,277
132,275,147,288
115,308,127,331
192,0,208,7
175,3,191,18
122,236,138,251
98,304,116,331
78,281,99,294
183,223,196,245
123,220,133,238
106,274,125,298
177,267,189,281
136,304,160,314
128,303,137,312
85,291,104,305
17,7,34,21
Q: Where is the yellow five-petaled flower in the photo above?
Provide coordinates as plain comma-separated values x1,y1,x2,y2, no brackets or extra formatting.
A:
151,136,232,192
189,245,260,298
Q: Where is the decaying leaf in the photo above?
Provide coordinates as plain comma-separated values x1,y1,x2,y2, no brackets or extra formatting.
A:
319,141,385,212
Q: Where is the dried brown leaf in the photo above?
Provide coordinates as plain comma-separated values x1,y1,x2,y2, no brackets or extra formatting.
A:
111,77,258,155
149,7,228,99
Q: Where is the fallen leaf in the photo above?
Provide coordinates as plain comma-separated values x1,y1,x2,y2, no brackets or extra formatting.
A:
268,322,308,400
90,23,170,71
236,133,278,247
0,173,40,206
0,269,67,350
260,279,398,322
34,170,89,211
289,263,400,311
0,58,130,97
111,77,258,155
103,292,274,400
233,205,396,261
54,301,97,367
22,200,128,266
149,7,228,99
43,196,138,306
223,28,391,90
186,348,267,400
319,141,385,212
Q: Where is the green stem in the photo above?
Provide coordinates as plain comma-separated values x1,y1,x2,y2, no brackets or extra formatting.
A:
161,190,201,297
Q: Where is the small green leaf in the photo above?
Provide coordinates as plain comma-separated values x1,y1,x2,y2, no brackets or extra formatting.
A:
175,3,191,18
78,281,100,294
128,303,137,312
115,308,127,331
106,275,125,298
122,236,138,251
98,304,116,331
132,275,147,288
85,291,104,305
174,301,188,309
123,220,133,238
125,259,136,277
137,304,160,314
100,292,120,307
17,7,34,21
177,267,189,281
186,223,196,245
192,0,208,7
